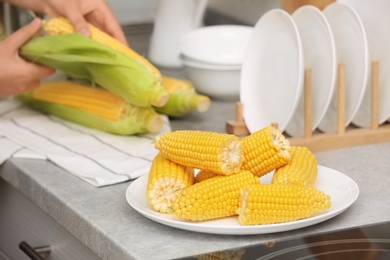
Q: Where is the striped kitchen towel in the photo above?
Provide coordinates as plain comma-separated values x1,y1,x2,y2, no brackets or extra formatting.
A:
0,98,171,187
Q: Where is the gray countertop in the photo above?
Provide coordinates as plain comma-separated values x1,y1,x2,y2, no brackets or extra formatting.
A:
1,99,390,260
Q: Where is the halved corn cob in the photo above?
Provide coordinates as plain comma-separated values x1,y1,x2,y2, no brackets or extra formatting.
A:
17,82,163,135
237,184,331,225
153,130,244,175
155,76,211,117
43,17,161,80
272,146,318,186
172,170,259,221
147,153,194,213
241,126,291,177
20,34,169,108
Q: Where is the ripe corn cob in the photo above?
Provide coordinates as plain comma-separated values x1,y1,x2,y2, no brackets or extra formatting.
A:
154,76,211,117
20,34,168,108
237,184,331,225
172,170,259,221
43,17,161,80
272,146,318,186
153,130,244,175
195,170,220,183
17,85,163,135
241,126,291,177
32,81,126,121
147,153,194,213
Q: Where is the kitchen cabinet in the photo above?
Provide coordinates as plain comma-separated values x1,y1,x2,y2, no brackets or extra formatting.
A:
0,179,99,260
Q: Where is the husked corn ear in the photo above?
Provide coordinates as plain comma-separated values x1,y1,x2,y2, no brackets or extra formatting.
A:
43,17,161,79
237,184,331,225
195,170,220,183
147,153,194,213
32,81,126,121
155,76,211,117
272,146,318,186
154,130,244,175
241,126,291,177
172,170,259,221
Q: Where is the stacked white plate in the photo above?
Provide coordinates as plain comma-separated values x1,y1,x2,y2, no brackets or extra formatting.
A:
240,9,304,133
319,2,369,133
240,3,374,135
338,0,390,127
285,5,337,137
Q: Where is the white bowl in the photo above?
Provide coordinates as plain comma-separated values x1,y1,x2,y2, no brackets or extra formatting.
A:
182,59,241,101
179,25,254,66
180,54,241,69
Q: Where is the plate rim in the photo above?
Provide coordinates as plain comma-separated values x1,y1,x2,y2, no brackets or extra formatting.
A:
125,165,360,235
239,8,304,134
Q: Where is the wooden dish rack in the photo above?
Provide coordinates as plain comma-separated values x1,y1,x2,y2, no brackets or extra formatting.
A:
226,61,390,152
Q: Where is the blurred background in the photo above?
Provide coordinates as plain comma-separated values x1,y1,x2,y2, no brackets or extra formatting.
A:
1,0,335,55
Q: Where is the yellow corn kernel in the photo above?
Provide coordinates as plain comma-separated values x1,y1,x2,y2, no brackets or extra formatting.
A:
153,130,244,175
237,184,331,225
147,153,194,213
172,170,259,221
43,17,161,79
195,170,220,183
272,146,318,186
32,81,126,121
241,126,291,177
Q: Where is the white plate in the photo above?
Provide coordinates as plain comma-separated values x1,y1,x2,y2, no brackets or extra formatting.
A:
318,3,369,133
285,6,337,137
338,0,390,127
240,9,303,133
125,166,359,235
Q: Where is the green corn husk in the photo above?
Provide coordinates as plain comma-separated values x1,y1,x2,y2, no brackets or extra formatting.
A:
17,93,163,135
154,88,211,117
20,34,169,108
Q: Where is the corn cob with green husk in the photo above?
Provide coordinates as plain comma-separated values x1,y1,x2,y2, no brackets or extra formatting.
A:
17,81,163,135
154,76,211,117
147,153,194,213
172,170,259,221
237,184,331,225
20,33,168,108
43,17,161,80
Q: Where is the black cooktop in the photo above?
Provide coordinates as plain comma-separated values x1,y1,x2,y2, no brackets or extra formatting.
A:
177,221,390,260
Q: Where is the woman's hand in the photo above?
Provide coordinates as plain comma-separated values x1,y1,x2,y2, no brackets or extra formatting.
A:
5,0,128,45
0,18,55,98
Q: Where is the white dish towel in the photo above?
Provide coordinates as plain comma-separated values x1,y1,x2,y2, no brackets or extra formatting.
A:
0,98,171,187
